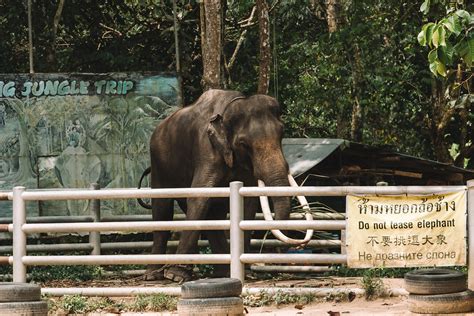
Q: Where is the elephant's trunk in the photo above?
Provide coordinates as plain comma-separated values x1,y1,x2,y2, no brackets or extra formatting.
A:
259,171,292,220
253,145,314,245
252,146,291,219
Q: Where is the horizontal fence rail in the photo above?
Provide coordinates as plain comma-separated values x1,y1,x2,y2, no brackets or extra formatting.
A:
239,185,467,197
21,220,231,234
239,220,345,231
19,187,230,201
0,216,94,224
5,182,473,296
0,192,10,201
0,212,345,225
22,254,231,266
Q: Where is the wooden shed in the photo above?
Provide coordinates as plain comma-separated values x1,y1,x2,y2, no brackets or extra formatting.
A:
283,138,474,187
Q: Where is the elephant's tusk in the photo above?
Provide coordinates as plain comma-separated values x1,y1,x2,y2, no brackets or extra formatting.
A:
258,175,314,245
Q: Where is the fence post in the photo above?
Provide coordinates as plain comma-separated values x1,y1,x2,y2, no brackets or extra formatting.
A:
230,181,244,282
468,180,474,290
89,183,101,255
12,186,27,283
340,230,346,256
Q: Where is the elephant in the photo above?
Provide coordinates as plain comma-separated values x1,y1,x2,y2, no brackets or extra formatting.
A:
138,89,313,282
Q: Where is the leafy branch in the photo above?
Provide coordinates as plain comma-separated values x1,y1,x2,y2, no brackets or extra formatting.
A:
418,1,473,76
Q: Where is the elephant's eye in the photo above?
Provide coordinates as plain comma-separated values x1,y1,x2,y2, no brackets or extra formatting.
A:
237,139,249,149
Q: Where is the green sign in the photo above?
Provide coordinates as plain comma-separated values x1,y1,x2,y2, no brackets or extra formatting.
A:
0,73,179,217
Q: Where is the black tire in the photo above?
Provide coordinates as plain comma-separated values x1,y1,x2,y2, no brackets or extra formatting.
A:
0,283,42,302
404,268,467,295
178,297,243,316
181,278,242,299
408,290,474,314
0,301,48,315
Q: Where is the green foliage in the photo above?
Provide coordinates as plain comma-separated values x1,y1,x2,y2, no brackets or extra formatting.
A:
48,295,125,314
331,265,413,278
270,1,434,157
0,265,12,276
243,290,315,307
0,0,471,162
86,297,123,312
361,269,387,300
195,246,214,277
59,295,88,314
47,294,176,314
131,294,178,312
103,264,146,272
324,291,353,303
29,265,104,282
418,3,473,76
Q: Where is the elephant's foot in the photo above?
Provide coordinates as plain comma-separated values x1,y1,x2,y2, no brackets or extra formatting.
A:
164,265,194,283
212,264,230,278
143,266,165,281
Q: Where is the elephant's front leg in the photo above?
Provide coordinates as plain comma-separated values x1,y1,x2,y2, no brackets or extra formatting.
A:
244,197,259,253
164,196,211,283
205,201,230,278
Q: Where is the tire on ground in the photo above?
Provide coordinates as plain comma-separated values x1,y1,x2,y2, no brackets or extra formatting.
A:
404,268,467,295
0,283,42,302
408,290,474,314
0,301,48,315
181,278,242,299
178,297,243,316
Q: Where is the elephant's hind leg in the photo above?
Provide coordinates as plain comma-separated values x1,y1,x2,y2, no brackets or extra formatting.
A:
163,168,221,283
144,198,174,281
163,195,209,283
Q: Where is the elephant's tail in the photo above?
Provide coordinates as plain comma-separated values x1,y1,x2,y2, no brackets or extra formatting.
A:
137,166,152,209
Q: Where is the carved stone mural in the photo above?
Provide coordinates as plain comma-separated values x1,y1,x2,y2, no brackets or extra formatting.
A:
0,73,179,217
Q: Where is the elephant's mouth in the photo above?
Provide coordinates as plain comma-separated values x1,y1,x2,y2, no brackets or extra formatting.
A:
258,174,314,245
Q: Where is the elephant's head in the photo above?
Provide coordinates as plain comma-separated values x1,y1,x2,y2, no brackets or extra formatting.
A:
207,94,313,244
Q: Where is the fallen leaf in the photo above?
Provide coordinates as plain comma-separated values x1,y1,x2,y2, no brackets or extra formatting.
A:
348,291,356,302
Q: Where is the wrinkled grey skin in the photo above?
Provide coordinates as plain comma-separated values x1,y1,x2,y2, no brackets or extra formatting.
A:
142,89,291,282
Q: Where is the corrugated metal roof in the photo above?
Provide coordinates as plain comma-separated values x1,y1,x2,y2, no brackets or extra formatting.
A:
282,138,474,178
282,138,346,177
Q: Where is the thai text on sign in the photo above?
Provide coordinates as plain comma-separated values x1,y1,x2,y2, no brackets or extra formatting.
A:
346,191,466,268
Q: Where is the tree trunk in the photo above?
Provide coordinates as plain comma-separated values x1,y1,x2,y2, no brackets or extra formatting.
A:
453,63,472,167
349,44,364,142
326,0,340,33
5,100,36,184
257,0,271,95
326,0,364,142
429,79,454,163
200,0,223,90
44,0,65,71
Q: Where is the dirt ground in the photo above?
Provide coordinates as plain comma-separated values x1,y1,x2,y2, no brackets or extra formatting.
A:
242,277,411,315
238,296,410,316
110,297,409,315
83,296,412,316
88,296,411,316
44,276,429,315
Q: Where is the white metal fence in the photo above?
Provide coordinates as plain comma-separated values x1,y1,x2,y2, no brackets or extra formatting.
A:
2,181,474,296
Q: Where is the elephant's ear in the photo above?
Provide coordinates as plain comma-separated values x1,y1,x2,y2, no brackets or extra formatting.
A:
207,114,233,168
